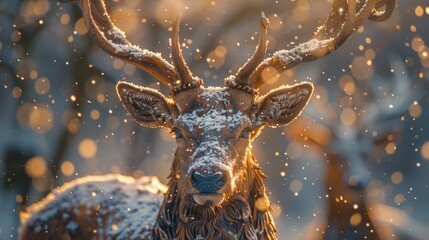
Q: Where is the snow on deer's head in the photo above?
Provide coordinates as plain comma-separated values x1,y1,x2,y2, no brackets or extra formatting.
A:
110,12,314,206
71,0,395,207
68,0,396,238
117,77,312,206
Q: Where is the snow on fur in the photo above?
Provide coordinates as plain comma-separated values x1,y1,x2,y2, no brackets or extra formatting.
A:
20,175,166,240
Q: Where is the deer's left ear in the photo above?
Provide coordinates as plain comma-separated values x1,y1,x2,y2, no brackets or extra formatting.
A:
253,82,313,128
116,82,174,129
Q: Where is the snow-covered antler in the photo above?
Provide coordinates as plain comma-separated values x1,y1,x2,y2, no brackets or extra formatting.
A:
20,1,397,239
240,0,397,89
63,0,206,92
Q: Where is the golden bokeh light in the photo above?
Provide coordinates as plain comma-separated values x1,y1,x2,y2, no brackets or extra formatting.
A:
29,106,53,133
97,94,106,103
415,5,424,17
111,224,119,232
34,77,50,95
75,18,88,35
214,45,227,58
25,156,47,178
60,13,70,25
255,197,270,212
394,194,405,205
268,14,283,30
12,87,22,98
339,74,355,95
340,108,356,126
21,0,50,23
421,141,429,160
123,64,136,76
78,138,98,159
90,109,100,120
350,56,373,80
408,101,422,118
365,37,372,44
207,49,225,69
270,203,283,219
343,82,355,95
113,59,125,70
385,142,397,155
290,179,303,193
61,161,75,176
17,104,54,134
365,49,376,60
411,36,425,52
391,171,403,185
111,7,140,33
67,118,80,133
349,213,362,226
16,194,24,204
154,0,185,26
29,70,38,80
292,0,310,22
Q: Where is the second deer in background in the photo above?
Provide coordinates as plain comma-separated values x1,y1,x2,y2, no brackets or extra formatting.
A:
292,56,427,240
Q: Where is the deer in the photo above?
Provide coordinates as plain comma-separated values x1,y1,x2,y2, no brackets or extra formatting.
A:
293,56,426,240
19,0,395,239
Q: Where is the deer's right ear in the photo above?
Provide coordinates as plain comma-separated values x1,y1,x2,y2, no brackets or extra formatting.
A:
116,82,173,129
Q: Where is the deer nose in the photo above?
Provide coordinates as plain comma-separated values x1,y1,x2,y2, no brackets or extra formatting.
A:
191,171,227,193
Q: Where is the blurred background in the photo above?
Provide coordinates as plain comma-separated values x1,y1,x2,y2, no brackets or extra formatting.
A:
1,0,428,239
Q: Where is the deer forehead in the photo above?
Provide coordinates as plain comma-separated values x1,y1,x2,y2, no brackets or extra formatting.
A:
175,87,252,133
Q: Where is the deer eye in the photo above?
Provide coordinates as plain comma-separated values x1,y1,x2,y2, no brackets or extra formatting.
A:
171,128,183,139
240,128,251,139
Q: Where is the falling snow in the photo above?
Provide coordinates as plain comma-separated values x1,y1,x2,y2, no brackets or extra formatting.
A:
1,0,429,240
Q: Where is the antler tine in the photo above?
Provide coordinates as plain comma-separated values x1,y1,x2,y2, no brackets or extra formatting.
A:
227,12,269,93
171,15,203,93
65,0,177,87
369,0,397,22
249,0,394,89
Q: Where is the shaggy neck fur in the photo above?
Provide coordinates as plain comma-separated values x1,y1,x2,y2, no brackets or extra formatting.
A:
152,149,277,240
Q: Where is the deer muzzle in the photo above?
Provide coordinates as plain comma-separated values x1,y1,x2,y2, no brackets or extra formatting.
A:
190,170,229,206
193,193,225,206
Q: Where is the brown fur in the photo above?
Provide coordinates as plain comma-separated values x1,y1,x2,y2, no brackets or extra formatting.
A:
153,150,276,240
19,151,277,240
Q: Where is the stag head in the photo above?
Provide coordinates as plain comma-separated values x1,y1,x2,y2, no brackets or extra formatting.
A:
116,16,313,205
67,0,395,208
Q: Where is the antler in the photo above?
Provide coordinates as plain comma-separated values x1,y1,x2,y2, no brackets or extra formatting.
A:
226,12,269,95
171,15,204,94
64,0,178,88
369,0,397,22
231,0,396,90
